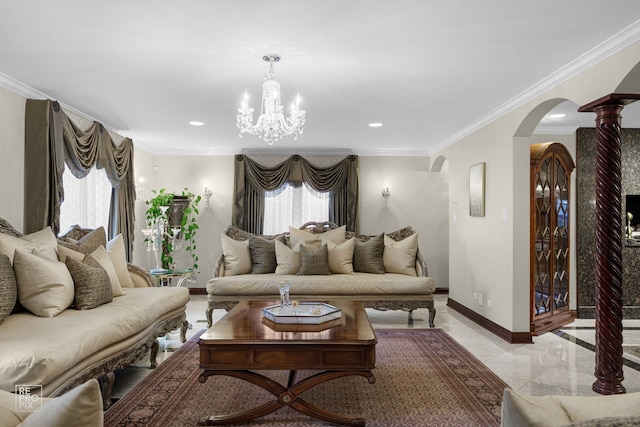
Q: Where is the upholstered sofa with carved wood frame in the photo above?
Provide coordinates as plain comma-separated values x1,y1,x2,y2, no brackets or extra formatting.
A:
206,221,436,327
0,218,190,409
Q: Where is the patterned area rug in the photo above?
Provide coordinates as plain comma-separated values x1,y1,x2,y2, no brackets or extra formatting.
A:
104,329,508,426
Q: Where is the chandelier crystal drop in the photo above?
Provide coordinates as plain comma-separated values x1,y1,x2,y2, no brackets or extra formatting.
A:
236,54,306,145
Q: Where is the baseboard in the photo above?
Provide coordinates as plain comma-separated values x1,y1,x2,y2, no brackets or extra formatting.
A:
447,298,533,344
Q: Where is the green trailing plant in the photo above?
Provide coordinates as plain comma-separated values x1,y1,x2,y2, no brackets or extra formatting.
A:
145,188,201,272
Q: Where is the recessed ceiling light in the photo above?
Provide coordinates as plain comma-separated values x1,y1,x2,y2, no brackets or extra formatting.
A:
369,122,383,128
549,113,565,119
189,121,205,126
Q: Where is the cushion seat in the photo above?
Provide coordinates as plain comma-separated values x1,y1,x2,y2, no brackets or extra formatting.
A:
0,287,189,394
207,272,435,296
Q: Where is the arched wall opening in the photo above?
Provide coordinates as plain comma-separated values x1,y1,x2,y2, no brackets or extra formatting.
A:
512,98,580,334
511,55,640,330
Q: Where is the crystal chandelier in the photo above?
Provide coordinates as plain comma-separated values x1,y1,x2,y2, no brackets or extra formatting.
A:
236,54,306,145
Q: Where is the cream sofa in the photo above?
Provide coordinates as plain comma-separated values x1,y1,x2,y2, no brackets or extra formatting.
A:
501,388,640,426
0,219,190,409
206,222,436,327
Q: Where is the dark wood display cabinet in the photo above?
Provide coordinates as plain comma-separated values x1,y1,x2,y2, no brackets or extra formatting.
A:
530,142,575,335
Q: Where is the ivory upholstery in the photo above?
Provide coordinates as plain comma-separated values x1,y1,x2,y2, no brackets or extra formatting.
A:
0,288,188,396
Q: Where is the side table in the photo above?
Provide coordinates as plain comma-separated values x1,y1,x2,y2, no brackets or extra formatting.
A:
149,269,194,287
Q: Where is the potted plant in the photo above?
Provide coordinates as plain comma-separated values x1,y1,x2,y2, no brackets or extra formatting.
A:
145,188,201,272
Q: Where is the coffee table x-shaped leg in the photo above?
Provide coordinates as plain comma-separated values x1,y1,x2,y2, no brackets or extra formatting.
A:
198,369,375,427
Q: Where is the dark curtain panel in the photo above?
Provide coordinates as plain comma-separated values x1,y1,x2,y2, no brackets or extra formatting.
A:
24,99,137,260
232,154,359,233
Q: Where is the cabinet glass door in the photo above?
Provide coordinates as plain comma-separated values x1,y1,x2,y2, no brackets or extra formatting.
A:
530,142,575,335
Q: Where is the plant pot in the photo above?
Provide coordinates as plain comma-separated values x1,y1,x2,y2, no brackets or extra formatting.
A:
168,195,189,229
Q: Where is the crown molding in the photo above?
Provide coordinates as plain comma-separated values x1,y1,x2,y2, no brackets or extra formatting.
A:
0,71,126,138
430,20,640,155
139,144,431,158
0,72,49,99
351,148,430,157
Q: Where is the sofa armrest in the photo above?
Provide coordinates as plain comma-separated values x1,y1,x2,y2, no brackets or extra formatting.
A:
416,251,429,277
127,263,155,287
213,254,225,278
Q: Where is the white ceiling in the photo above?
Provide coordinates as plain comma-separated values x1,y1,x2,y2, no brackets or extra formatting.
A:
1,1,639,156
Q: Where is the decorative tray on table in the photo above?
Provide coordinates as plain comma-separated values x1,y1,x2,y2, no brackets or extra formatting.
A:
262,302,342,324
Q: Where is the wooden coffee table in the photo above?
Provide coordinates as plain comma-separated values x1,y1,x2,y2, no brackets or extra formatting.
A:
198,300,377,426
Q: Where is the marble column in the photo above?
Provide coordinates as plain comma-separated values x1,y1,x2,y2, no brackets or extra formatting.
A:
579,94,640,395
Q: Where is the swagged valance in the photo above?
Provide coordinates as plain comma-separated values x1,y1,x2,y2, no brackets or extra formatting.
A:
233,154,359,234
24,99,136,260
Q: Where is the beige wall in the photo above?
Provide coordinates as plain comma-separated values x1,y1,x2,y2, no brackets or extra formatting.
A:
131,153,235,287
131,153,450,289
439,39,640,332
358,156,449,289
0,87,25,231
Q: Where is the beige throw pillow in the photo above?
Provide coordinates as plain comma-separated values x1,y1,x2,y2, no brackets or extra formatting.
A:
106,234,135,288
326,237,355,274
0,226,58,263
383,233,418,276
289,225,346,246
275,240,301,275
57,244,85,263
13,249,74,317
90,246,126,297
19,379,104,427
221,234,251,276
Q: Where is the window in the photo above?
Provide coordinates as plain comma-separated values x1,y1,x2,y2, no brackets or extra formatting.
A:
263,182,329,235
59,166,112,234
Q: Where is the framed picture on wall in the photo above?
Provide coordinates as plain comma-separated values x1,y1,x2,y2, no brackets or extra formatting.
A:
469,162,485,217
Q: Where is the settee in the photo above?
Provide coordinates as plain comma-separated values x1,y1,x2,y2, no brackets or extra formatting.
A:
0,218,190,409
206,222,436,327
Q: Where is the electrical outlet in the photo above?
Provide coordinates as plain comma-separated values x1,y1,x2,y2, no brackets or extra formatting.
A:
473,293,478,300
478,293,483,306
487,299,492,308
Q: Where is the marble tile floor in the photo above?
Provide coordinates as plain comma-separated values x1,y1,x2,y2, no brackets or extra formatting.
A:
111,294,640,402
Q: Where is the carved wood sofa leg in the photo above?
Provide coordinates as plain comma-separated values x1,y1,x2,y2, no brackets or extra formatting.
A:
206,306,214,328
427,301,436,328
99,371,115,410
150,339,159,369
180,320,189,343
408,309,414,325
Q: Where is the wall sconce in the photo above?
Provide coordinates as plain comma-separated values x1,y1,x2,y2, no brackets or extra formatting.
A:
203,187,213,208
136,176,146,201
382,186,391,207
